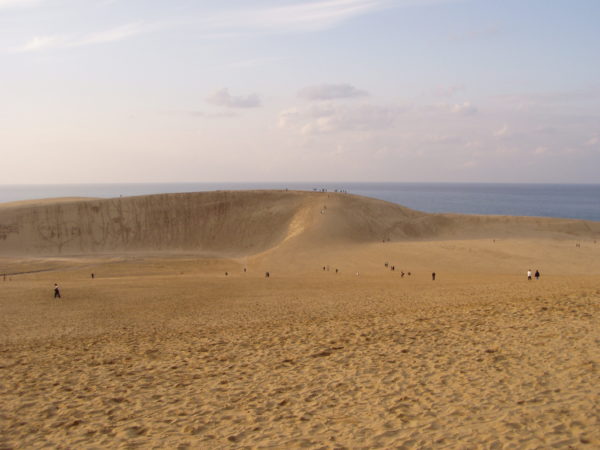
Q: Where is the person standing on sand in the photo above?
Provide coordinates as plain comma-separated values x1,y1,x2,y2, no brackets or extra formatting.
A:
527,269,532,280
535,270,540,280
54,283,61,298
432,272,436,281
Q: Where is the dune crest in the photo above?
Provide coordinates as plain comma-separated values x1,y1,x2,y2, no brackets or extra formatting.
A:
0,190,598,256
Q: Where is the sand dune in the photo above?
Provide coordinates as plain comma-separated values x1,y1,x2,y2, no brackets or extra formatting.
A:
1,190,598,256
1,191,599,448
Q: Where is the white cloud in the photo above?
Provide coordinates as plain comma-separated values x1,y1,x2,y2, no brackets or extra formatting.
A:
432,84,464,97
0,0,40,9
74,22,148,46
493,124,509,137
585,136,598,146
278,102,401,134
252,0,382,32
13,22,150,52
195,0,464,36
206,88,261,108
299,83,368,100
15,35,64,52
451,102,477,116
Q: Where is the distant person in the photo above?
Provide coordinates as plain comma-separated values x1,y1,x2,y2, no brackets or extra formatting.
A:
243,268,247,273
432,272,436,281
535,270,540,280
53,283,61,299
401,271,405,278
265,272,270,278
391,266,395,271
335,268,339,274
527,269,532,281
323,266,326,271
91,273,95,279
225,272,228,276
384,262,388,268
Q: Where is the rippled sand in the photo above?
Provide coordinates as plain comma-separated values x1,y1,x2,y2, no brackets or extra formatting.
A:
1,238,599,448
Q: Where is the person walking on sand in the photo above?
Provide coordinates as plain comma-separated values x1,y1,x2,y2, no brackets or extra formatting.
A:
527,269,532,281
53,283,61,299
535,270,540,280
432,272,436,281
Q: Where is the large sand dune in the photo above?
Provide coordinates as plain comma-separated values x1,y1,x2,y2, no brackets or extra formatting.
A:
1,190,598,256
1,191,600,448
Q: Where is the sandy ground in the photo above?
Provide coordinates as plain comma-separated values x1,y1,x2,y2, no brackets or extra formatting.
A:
1,238,599,449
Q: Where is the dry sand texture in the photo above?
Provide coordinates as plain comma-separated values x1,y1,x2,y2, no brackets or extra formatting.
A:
1,191,600,448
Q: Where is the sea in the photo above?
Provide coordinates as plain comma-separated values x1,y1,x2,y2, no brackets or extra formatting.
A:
0,183,599,222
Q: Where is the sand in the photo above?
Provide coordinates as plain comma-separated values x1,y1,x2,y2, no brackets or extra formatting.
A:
1,191,599,448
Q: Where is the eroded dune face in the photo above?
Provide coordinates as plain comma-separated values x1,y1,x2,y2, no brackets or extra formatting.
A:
0,190,598,256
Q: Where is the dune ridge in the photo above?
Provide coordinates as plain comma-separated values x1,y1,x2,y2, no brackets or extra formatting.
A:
1,190,599,257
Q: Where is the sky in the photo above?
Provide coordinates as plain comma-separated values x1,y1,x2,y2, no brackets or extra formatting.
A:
1,0,599,184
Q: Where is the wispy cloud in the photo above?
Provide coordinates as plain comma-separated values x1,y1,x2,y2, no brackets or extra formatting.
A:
299,83,368,100
16,35,64,52
13,22,151,52
74,22,149,46
194,0,462,35
206,88,261,109
0,0,41,9
12,0,466,54
248,0,383,32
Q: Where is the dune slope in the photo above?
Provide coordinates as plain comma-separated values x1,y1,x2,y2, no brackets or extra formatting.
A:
0,190,598,256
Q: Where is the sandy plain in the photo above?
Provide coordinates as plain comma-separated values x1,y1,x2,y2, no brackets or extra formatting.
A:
1,191,599,449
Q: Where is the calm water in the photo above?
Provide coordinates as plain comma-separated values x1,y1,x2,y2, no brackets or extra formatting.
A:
0,183,599,222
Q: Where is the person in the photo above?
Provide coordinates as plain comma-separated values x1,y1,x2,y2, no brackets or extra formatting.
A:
432,272,436,281
535,270,540,280
91,273,95,279
400,271,405,278
54,283,61,298
265,272,270,278
527,269,532,280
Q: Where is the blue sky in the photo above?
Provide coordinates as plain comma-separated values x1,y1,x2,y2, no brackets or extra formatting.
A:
1,0,599,183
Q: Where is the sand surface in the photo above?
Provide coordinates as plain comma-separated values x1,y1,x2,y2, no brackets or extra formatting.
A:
1,192,599,448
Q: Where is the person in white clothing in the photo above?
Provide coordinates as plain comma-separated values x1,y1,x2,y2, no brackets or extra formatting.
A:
527,270,532,281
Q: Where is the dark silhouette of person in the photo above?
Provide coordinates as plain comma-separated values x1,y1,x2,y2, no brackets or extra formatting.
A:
535,270,540,280
54,283,61,298
265,272,270,278
432,272,436,281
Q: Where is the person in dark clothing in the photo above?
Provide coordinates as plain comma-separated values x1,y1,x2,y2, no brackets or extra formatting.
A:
54,283,61,298
432,272,436,281
535,270,540,280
